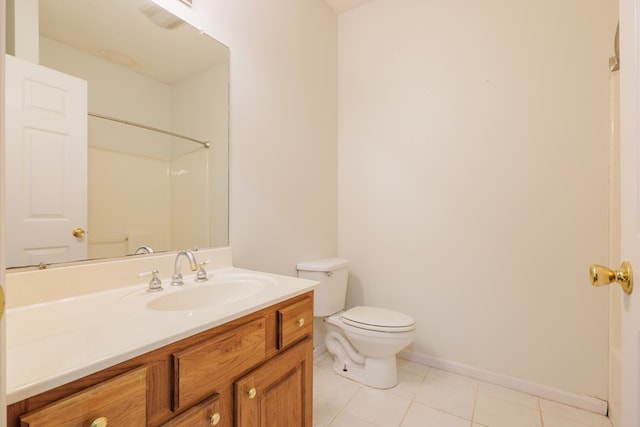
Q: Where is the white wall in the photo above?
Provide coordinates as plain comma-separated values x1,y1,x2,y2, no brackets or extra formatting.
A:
152,0,339,276
130,0,616,401
338,0,616,399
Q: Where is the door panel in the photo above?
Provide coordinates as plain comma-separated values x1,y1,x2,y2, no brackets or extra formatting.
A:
1,1,7,419
608,71,622,427
618,0,640,424
4,54,87,267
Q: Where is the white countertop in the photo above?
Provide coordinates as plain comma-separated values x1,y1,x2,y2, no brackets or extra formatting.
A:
6,267,317,404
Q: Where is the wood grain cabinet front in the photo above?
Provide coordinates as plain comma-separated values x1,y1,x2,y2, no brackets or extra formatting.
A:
19,366,148,427
172,318,266,411
161,390,232,427
7,291,314,427
235,337,313,427
277,296,313,349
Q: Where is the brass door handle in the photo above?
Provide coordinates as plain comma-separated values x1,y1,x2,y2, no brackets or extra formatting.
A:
72,227,86,238
589,261,633,294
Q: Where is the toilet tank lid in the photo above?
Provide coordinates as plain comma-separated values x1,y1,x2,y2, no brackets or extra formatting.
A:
296,257,349,272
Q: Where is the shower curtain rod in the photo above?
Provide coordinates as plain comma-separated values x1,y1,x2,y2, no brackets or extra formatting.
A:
88,112,211,148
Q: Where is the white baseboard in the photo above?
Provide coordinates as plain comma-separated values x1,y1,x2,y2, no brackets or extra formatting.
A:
398,349,608,416
313,343,327,359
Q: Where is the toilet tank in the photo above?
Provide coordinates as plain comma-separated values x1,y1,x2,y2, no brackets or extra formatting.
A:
297,258,349,316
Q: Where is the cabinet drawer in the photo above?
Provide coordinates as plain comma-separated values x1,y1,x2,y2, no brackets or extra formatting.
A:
161,391,232,427
172,318,266,411
19,366,147,427
277,296,313,349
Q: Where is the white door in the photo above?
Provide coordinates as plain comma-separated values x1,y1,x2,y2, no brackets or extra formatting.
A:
4,54,88,268
1,0,7,419
619,0,640,424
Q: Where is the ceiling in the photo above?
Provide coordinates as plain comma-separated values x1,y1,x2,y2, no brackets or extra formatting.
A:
37,0,370,85
323,0,375,14
38,0,227,84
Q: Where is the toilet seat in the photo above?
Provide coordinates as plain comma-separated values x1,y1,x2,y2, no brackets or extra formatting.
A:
340,306,415,333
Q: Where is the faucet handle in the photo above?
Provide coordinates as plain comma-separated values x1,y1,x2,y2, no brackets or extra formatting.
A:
195,260,210,282
139,269,163,292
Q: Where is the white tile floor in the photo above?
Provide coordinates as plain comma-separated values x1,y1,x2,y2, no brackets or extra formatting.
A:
313,353,613,427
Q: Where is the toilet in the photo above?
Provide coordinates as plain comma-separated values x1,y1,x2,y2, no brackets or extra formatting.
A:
297,258,415,389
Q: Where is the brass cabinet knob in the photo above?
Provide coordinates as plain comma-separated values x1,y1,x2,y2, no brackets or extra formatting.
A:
590,261,633,294
248,387,257,399
72,227,86,238
297,318,305,327
89,417,108,427
209,412,221,425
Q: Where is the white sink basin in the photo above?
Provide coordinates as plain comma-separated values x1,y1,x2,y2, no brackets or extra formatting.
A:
146,276,273,311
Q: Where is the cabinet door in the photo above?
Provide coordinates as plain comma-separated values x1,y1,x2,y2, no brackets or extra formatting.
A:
161,390,232,427
235,338,312,427
19,367,147,427
172,318,266,411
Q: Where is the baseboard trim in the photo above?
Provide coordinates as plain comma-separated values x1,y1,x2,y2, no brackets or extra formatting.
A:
398,349,608,416
313,343,327,359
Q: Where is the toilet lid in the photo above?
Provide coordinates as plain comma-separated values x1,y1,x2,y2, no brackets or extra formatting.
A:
341,306,416,333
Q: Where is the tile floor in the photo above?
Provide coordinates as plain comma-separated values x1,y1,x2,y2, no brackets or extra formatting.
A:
313,353,613,427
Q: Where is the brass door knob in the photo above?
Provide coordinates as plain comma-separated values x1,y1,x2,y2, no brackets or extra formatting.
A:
589,261,633,294
72,227,86,238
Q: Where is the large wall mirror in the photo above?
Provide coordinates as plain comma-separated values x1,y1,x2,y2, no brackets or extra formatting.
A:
5,0,229,268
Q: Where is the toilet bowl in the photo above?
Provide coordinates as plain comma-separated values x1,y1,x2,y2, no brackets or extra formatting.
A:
324,306,415,388
296,258,416,389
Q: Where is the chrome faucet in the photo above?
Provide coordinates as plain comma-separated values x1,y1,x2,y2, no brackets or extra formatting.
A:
134,245,154,255
171,250,199,286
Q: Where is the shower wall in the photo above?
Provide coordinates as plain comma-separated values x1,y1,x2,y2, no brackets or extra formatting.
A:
338,0,617,400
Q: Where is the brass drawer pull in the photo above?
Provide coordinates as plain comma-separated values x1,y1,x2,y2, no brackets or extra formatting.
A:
297,318,305,327
248,387,257,399
90,417,108,427
209,412,221,425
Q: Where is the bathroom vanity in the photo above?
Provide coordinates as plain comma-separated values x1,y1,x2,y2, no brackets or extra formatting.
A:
5,248,316,426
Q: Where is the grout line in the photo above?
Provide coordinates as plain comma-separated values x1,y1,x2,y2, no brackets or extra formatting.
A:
334,382,363,426
538,398,545,426
397,401,412,427
470,381,480,425
398,367,429,426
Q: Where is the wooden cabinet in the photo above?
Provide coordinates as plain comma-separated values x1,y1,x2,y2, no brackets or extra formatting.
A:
277,297,313,349
19,367,148,427
7,292,314,427
235,338,312,427
172,318,266,411
161,391,232,427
